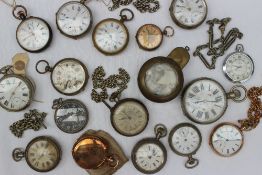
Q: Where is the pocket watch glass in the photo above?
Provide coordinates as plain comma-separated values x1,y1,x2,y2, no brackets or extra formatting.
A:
93,19,128,55
223,52,254,83
111,100,148,136
136,24,163,50
171,0,207,28
26,137,61,172
0,75,32,111
145,63,178,96
51,59,88,95
182,78,227,124
56,1,92,37
55,100,88,133
210,123,243,157
17,17,51,52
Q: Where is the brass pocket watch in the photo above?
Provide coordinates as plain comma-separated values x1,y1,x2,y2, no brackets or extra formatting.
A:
56,0,93,39
131,124,167,174
91,66,149,137
92,8,134,55
181,77,247,124
52,98,89,134
136,24,174,51
169,123,202,169
138,47,190,103
36,58,89,96
12,136,61,172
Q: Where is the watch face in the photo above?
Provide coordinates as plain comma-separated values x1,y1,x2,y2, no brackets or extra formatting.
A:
169,123,201,156
51,58,88,95
182,78,227,124
111,99,149,136
210,123,244,157
170,0,207,29
136,24,163,50
92,19,129,55
16,17,52,52
54,99,88,134
0,75,33,111
25,136,61,172
132,138,167,174
223,52,254,83
56,1,92,38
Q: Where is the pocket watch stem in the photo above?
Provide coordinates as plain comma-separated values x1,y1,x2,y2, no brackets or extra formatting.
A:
12,148,25,162
185,155,199,169
154,124,167,140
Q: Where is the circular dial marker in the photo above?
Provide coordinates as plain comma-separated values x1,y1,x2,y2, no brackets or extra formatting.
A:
182,78,227,124
56,1,92,37
210,123,243,157
16,17,51,52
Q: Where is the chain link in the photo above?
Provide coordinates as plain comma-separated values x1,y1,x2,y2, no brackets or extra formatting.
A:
0,65,13,75
109,0,132,11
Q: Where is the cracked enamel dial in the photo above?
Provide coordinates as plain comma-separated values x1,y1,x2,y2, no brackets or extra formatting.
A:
0,75,33,111
56,1,92,38
92,19,128,55
51,59,88,95
16,17,52,52
210,123,243,157
182,78,227,124
111,100,148,136
25,136,61,172
170,0,207,29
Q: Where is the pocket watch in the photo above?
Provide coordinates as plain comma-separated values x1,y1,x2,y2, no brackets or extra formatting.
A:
36,58,89,96
138,47,190,103
169,0,208,29
91,66,149,137
131,124,167,174
12,5,52,52
181,77,247,124
56,0,93,39
12,136,61,172
52,98,89,134
169,123,202,168
92,8,134,55
136,24,174,51
223,44,254,83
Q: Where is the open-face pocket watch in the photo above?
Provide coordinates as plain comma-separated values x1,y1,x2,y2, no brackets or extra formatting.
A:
52,98,89,134
223,44,254,83
91,66,149,137
92,8,134,55
138,47,190,103
136,24,174,51
169,123,202,168
132,124,167,174
56,0,93,39
12,136,61,172
181,77,247,124
36,58,89,96
169,0,208,29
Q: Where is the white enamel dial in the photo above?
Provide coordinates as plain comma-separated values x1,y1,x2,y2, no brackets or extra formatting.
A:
112,100,148,136
17,17,51,52
51,59,87,95
93,19,128,55
183,78,227,124
171,0,207,28
210,123,243,157
56,1,92,37
0,76,32,111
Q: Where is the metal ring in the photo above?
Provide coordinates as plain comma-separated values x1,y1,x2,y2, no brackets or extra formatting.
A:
12,148,24,162
120,8,134,21
154,124,167,139
236,44,244,52
163,26,174,37
185,46,190,51
185,157,199,169
107,155,119,168
12,5,27,20
35,60,51,74
230,85,247,103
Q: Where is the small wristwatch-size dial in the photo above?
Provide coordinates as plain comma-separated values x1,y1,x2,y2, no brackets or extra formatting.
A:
170,0,208,29
210,123,244,157
56,1,93,38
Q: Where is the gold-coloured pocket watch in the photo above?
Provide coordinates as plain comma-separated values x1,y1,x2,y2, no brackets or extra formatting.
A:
136,24,174,51
36,58,89,96
138,47,190,103
12,136,61,172
92,8,134,55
